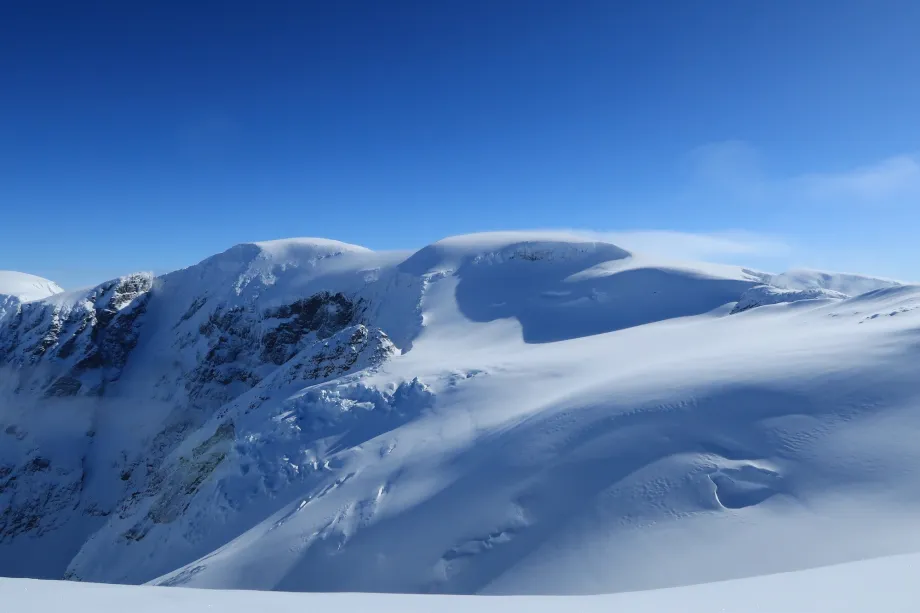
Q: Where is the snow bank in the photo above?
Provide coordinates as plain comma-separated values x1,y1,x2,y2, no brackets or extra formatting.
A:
731,284,847,314
2,552,919,612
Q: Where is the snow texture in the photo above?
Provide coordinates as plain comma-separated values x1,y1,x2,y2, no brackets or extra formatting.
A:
1,232,920,598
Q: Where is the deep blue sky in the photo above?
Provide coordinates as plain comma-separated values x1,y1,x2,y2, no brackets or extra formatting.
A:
2,1,919,287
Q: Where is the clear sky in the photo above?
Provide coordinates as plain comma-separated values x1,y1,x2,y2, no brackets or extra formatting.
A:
2,1,919,288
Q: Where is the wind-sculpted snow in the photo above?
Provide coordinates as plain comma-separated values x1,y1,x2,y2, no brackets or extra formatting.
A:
2,232,920,596
454,256,758,342
401,235,760,342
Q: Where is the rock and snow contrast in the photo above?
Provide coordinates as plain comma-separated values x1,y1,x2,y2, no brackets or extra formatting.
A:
1,232,919,606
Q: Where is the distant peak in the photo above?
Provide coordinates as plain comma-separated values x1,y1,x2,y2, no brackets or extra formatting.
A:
249,237,373,254
399,231,632,275
0,270,64,302
202,237,374,268
769,269,905,296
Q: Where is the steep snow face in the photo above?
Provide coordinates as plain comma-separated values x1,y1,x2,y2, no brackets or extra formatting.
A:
3,233,920,597
0,241,402,580
0,274,154,397
141,281,920,595
769,269,902,296
0,271,63,302
0,271,64,322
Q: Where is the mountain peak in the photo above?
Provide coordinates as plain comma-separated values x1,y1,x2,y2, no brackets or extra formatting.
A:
0,271,63,302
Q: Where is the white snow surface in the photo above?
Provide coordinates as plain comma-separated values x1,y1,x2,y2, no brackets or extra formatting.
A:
2,232,920,598
3,552,919,612
0,271,63,321
0,271,63,302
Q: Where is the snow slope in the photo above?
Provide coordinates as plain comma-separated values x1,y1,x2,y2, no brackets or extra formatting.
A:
2,232,920,596
3,552,919,612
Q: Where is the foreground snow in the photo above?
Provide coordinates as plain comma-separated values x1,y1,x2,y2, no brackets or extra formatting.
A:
2,552,918,612
2,232,920,595
0,270,63,321
768,268,902,295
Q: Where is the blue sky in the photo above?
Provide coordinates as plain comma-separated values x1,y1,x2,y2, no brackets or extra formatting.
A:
2,1,919,288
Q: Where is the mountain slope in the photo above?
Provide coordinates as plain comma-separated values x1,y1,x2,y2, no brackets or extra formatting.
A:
2,233,919,596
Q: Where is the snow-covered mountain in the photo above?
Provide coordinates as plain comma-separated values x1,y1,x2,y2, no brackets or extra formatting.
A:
1,232,919,596
0,271,63,322
0,271,63,303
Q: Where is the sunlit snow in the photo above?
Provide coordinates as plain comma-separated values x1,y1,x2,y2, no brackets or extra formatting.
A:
1,232,919,603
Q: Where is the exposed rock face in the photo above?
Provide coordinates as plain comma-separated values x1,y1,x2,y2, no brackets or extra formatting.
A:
95,324,398,562
0,415,97,581
266,324,395,391
178,291,366,411
261,292,362,365
0,274,154,397
0,295,21,323
0,250,399,581
0,449,84,541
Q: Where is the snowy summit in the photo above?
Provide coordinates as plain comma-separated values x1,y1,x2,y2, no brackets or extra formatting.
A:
0,270,64,322
0,270,63,303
